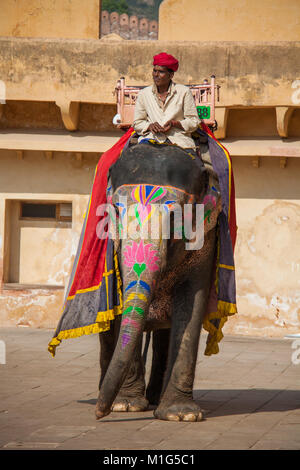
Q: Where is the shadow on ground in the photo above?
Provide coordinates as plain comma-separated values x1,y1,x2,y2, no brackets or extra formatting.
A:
193,388,300,417
78,388,300,420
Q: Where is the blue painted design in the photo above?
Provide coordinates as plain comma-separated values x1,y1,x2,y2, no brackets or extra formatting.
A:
139,280,151,292
124,279,151,293
125,281,138,292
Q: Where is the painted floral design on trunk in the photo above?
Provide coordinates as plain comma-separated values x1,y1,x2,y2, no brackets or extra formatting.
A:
120,240,160,350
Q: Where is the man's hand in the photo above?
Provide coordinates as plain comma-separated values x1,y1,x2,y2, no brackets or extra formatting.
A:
163,120,184,132
147,122,165,133
148,120,184,134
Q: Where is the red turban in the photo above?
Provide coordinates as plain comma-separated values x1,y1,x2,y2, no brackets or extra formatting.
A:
153,52,179,72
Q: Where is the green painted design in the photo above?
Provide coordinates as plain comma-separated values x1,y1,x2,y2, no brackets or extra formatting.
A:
123,306,134,315
149,187,164,202
204,209,212,223
133,262,146,277
133,307,145,316
135,204,142,227
118,222,123,236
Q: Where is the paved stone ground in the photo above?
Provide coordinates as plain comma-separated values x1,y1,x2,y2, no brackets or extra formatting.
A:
0,327,299,450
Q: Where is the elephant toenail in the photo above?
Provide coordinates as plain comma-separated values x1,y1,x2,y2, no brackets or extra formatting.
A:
182,413,197,422
166,414,181,421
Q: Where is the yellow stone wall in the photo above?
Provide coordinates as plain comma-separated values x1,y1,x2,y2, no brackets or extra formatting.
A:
159,0,300,41
0,0,100,39
0,148,98,328
230,158,300,337
1,38,299,107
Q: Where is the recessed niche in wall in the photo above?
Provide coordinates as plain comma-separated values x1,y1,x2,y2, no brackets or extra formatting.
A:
227,108,277,137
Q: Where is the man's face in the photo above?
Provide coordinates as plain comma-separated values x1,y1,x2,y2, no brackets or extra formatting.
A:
152,66,173,88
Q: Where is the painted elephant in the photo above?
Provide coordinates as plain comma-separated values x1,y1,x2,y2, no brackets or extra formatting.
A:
96,139,221,422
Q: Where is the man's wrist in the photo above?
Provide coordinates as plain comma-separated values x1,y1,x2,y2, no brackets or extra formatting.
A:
172,120,184,129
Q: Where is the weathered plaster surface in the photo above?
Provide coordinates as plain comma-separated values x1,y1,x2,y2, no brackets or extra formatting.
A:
0,150,95,328
159,0,300,42
0,287,64,328
1,38,299,106
224,198,300,337
0,0,100,39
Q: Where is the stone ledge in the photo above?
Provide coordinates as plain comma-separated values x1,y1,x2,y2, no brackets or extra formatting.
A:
223,137,300,157
0,129,122,153
2,283,64,291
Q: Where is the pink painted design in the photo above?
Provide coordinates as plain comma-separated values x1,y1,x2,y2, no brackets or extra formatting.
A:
136,203,152,224
203,194,217,207
122,317,140,330
123,240,160,272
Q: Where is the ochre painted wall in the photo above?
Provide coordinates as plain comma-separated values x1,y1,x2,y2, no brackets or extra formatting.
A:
1,38,299,108
224,157,300,338
0,0,100,39
159,0,300,41
0,148,98,328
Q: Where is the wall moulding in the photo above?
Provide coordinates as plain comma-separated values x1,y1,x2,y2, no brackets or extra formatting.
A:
252,156,260,168
16,150,23,160
44,151,53,160
279,157,287,169
276,106,294,138
214,107,229,140
55,100,80,131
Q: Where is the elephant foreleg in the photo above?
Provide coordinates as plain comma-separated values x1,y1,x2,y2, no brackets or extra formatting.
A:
112,333,148,412
99,316,148,412
154,233,216,421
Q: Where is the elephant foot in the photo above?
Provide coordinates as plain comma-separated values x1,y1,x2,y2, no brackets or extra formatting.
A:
95,402,111,420
154,398,204,422
111,395,149,412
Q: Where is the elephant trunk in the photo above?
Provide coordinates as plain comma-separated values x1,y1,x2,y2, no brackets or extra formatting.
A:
96,237,162,419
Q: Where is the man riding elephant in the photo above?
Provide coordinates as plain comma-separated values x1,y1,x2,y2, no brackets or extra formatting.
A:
133,52,200,151
48,52,237,422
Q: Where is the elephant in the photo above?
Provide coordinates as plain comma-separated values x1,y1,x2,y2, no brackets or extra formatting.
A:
95,138,221,422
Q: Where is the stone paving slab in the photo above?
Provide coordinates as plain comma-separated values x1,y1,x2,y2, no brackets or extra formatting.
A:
0,327,299,450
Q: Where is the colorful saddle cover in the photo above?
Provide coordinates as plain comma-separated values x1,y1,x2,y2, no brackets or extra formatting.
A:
48,124,237,357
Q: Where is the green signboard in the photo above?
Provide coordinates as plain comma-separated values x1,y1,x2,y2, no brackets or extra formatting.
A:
197,106,211,119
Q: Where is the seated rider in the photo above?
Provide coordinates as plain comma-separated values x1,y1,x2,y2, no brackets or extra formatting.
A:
133,52,200,151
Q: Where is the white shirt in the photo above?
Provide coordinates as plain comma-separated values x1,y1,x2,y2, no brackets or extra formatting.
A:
133,82,200,149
